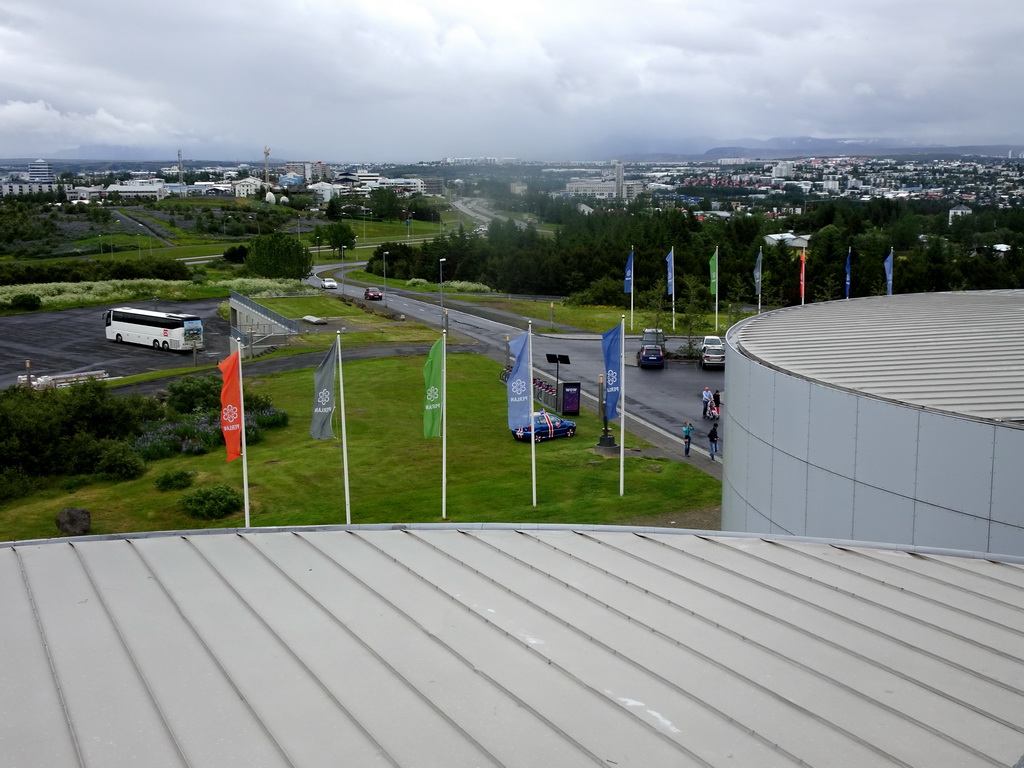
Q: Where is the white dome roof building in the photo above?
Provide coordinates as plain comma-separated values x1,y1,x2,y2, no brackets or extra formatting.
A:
723,291,1024,557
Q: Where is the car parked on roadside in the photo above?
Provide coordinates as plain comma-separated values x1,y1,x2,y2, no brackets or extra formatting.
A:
700,341,726,369
637,344,665,369
642,328,666,352
364,287,383,300
512,411,577,442
321,277,337,289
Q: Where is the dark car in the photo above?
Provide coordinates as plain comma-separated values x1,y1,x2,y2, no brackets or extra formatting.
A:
641,328,666,352
512,411,577,442
637,344,665,369
364,287,383,300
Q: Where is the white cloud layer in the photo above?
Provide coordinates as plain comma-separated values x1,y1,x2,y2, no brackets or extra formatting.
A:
1,0,1022,162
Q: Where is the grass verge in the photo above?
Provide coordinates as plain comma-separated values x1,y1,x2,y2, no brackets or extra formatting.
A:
1,354,719,541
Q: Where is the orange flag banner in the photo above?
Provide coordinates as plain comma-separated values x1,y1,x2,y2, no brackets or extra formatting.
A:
218,350,243,462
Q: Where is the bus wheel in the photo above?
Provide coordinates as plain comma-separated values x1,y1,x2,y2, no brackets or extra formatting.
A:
115,334,123,343
161,341,170,351
153,340,160,349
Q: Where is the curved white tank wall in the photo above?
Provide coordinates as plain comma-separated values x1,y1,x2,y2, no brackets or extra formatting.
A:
722,320,1024,557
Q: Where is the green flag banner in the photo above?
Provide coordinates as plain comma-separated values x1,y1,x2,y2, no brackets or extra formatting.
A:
709,248,718,295
423,337,444,438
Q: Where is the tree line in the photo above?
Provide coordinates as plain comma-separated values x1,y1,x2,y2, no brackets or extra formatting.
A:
363,196,1024,308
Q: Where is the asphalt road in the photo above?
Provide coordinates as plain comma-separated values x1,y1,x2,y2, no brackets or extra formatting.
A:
314,266,726,456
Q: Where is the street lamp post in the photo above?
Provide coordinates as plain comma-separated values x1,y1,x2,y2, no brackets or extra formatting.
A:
382,251,389,307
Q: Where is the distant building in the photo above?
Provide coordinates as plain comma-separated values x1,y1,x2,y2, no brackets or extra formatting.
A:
565,177,642,200
232,176,264,198
510,182,527,195
764,232,812,249
949,204,972,225
377,177,425,195
104,180,169,200
0,181,58,197
28,159,54,182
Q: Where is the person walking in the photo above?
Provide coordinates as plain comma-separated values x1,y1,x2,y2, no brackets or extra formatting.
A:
708,422,719,461
682,421,695,457
702,387,713,418
713,389,721,411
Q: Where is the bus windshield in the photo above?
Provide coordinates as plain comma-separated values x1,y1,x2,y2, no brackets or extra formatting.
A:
104,307,204,351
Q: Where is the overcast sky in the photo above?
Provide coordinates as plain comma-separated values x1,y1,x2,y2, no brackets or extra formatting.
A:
2,0,1023,163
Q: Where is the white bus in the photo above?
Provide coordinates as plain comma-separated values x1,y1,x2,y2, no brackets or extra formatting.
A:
103,307,204,351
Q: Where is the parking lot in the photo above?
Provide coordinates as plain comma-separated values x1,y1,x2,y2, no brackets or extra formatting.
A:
0,299,232,389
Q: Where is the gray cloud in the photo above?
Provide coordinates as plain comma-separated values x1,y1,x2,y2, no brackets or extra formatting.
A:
1,0,1022,162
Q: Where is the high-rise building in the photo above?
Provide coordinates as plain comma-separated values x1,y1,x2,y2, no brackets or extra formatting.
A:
28,159,54,183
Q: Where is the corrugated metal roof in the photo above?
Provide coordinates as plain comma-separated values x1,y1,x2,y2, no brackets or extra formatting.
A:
731,290,1024,422
3,526,1024,767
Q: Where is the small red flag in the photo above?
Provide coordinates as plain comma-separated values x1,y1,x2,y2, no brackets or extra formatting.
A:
218,350,243,462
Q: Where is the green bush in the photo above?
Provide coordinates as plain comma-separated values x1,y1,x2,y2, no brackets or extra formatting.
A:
0,467,34,502
10,293,42,311
154,469,195,491
58,475,91,493
95,441,146,480
166,373,221,414
181,484,243,519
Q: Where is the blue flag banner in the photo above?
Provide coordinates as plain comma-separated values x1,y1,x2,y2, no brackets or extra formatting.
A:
845,249,851,298
506,332,531,429
884,249,894,295
624,249,633,293
665,248,674,296
601,324,623,420
753,249,762,297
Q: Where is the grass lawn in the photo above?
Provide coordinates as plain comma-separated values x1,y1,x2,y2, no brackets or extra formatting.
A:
0,354,720,541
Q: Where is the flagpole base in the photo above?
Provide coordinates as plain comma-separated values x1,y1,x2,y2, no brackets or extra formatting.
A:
595,434,618,455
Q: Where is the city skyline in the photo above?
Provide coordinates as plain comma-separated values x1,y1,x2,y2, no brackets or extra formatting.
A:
2,1,1024,163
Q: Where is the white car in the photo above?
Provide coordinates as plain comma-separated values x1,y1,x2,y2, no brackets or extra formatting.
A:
321,277,338,289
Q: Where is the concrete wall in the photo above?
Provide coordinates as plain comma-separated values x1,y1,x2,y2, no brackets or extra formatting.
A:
722,320,1024,557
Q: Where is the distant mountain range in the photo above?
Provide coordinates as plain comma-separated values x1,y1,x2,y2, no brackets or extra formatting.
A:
5,136,1024,166
609,136,1024,162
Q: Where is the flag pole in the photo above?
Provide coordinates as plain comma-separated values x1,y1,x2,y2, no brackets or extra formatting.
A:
441,329,447,519
622,244,630,331
336,331,352,525
756,246,762,315
801,249,806,306
528,320,536,507
618,314,625,497
714,246,719,332
669,246,676,332
236,339,251,528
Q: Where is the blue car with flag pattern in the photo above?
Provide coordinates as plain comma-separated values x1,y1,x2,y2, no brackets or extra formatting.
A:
512,410,577,442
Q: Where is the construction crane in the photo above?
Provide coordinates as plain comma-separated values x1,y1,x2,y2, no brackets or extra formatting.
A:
263,146,271,184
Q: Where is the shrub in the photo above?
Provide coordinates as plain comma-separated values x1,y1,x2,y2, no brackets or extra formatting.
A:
181,484,243,520
10,293,42,311
58,475,91,493
166,373,221,414
154,469,195,491
251,407,289,429
0,467,34,502
406,278,428,288
95,441,146,480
